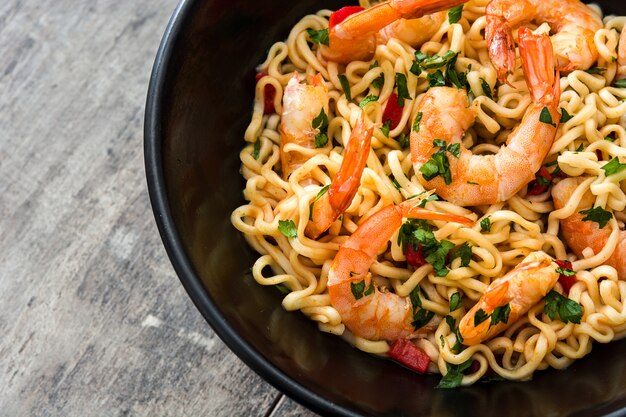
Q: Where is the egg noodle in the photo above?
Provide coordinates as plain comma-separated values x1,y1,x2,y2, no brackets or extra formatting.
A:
231,0,626,385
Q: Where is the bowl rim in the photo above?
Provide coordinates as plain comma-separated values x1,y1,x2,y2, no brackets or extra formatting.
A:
143,1,358,415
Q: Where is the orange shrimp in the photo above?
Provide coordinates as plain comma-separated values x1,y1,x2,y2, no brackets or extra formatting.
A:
618,29,626,81
551,177,626,279
321,0,467,64
305,113,376,239
411,27,560,206
280,73,329,180
328,199,473,341
458,251,559,345
485,0,602,82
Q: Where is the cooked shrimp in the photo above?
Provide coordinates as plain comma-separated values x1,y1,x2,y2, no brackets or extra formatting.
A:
321,0,467,64
551,177,626,278
328,199,473,341
459,251,559,346
411,27,560,206
306,113,376,239
280,73,328,180
485,0,602,82
618,29,626,80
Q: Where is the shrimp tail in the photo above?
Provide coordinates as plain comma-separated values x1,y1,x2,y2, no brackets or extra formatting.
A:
518,27,560,104
306,113,375,239
485,14,517,84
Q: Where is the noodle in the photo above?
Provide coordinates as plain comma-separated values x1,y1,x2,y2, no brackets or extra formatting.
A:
231,0,626,386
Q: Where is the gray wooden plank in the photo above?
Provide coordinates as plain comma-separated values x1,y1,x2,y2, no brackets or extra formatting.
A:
0,0,301,415
269,396,322,417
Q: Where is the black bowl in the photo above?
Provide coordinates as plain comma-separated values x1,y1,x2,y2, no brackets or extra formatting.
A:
145,1,626,415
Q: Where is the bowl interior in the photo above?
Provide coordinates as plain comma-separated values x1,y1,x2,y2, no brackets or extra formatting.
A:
147,0,626,415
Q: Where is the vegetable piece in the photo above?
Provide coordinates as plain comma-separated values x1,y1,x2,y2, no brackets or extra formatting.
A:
359,95,379,108
602,157,626,176
560,107,573,123
312,108,329,148
544,290,583,324
328,6,364,29
278,219,297,238
449,292,462,312
395,73,411,106
437,359,473,388
406,244,426,267
480,217,491,233
338,74,351,101
614,79,626,88
526,166,553,195
555,260,576,294
579,206,613,229
388,339,430,373
351,280,374,300
448,5,464,24
306,28,329,46
474,309,489,326
382,93,404,130
255,71,276,114
539,106,556,127
479,78,492,99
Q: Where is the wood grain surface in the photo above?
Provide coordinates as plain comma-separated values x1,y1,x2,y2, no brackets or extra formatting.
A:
0,1,319,415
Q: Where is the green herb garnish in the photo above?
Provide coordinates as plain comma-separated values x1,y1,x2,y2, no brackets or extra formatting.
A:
539,106,556,127
312,108,329,148
306,28,329,46
395,73,411,106
449,292,462,312
480,217,492,233
560,108,573,123
278,219,297,238
601,157,626,176
579,206,613,229
359,95,379,108
338,74,351,101
544,290,583,324
448,5,464,24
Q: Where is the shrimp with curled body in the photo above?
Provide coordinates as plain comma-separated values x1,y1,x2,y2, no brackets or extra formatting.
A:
321,0,467,64
280,73,377,239
328,199,473,341
411,27,560,206
485,0,602,82
551,177,626,279
458,251,560,346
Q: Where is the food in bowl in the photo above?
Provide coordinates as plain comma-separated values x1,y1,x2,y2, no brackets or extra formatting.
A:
231,0,626,387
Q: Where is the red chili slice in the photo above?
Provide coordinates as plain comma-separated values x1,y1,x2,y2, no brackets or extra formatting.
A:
406,244,426,267
527,166,553,196
556,260,577,294
382,93,404,130
255,70,276,115
388,339,430,373
329,6,365,30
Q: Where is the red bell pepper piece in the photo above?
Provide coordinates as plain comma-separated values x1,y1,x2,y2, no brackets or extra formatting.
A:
406,244,426,267
329,6,365,30
255,70,276,115
527,166,553,195
382,93,404,130
388,339,430,373
556,260,577,294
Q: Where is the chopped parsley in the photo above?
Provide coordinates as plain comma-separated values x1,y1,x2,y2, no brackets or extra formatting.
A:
579,206,613,229
418,193,439,208
449,292,462,312
474,308,489,326
490,303,511,328
395,73,411,106
369,60,384,89
338,74,351,101
480,78,493,99
278,219,297,238
309,184,330,219
359,95,379,108
560,107,573,123
556,265,576,277
584,67,606,75
397,132,410,149
312,108,329,148
412,111,423,133
544,290,583,324
252,138,261,159
436,358,473,388
306,28,329,46
380,120,391,137
276,284,291,294
419,139,459,184
351,280,374,300
451,242,472,267
445,315,465,352
601,157,626,176
614,79,626,88
409,287,435,329
428,70,446,87
539,106,556,127
448,5,464,24
480,217,492,233
397,219,456,276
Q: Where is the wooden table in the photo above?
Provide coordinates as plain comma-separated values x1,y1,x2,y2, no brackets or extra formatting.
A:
0,1,319,415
